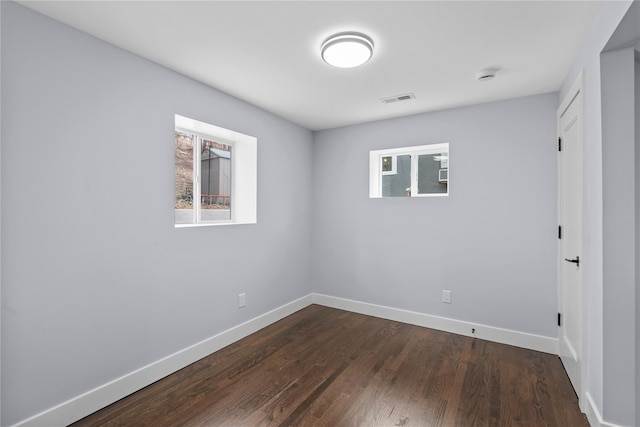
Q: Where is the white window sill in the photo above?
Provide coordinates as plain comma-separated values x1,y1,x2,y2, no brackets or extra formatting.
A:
175,221,255,228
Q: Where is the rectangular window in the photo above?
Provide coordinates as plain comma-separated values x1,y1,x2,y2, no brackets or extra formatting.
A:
175,131,232,224
175,115,257,227
369,143,449,198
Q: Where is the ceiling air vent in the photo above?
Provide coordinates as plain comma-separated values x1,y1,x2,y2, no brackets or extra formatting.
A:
381,93,415,104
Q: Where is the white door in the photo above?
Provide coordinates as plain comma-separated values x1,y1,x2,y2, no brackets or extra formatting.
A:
558,75,584,404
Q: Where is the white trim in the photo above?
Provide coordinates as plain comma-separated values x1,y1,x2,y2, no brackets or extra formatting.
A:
371,143,449,158
559,70,584,117
0,1,3,422
14,293,563,426
585,392,627,427
311,293,558,354
12,295,313,427
556,70,587,408
369,151,381,196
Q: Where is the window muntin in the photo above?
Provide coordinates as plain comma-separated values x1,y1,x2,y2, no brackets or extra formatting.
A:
175,115,257,227
370,143,449,198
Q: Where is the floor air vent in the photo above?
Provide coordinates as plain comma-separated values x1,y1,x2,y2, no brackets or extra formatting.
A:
381,93,415,104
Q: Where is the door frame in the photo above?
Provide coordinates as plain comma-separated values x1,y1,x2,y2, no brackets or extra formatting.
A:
557,70,587,410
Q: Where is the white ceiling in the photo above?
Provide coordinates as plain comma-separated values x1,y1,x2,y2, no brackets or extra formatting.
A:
19,1,603,131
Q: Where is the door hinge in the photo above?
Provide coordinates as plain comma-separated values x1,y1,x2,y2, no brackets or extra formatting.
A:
558,312,562,327
558,137,562,152
558,225,562,239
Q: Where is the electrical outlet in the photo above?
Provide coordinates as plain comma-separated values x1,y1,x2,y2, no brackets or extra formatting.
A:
442,290,451,304
238,293,246,308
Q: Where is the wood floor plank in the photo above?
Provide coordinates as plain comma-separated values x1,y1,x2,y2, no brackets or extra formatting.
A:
70,305,588,427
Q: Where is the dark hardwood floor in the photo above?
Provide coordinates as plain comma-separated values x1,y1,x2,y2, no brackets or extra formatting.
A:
71,305,588,426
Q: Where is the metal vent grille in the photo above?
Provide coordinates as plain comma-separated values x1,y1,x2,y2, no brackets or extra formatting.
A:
381,93,415,104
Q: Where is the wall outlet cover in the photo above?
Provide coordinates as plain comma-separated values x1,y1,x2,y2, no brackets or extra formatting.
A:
442,290,451,304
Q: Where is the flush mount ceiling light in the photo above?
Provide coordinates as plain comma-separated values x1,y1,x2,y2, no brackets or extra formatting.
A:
321,32,374,68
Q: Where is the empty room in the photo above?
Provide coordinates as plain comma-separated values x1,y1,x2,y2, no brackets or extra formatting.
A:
1,1,639,426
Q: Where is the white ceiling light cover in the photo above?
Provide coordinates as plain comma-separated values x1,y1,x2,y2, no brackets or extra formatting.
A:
321,32,374,68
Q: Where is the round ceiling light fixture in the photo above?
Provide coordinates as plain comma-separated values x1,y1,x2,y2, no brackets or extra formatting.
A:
321,32,374,68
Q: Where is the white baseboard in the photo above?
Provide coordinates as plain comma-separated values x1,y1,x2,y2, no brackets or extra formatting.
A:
13,295,313,427
311,293,559,355
13,293,561,427
584,392,627,427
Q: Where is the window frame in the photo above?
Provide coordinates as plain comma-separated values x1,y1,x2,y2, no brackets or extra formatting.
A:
175,114,257,227
175,128,234,224
369,143,449,198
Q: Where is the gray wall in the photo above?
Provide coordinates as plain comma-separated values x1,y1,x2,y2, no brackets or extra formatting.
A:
0,3,313,425
0,1,3,424
3,1,639,426
559,0,635,424
312,94,558,337
601,46,637,426
636,49,640,427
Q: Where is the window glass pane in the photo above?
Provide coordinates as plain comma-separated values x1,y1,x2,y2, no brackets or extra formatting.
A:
175,131,195,224
417,153,448,195
382,156,393,172
201,139,231,222
382,154,411,197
